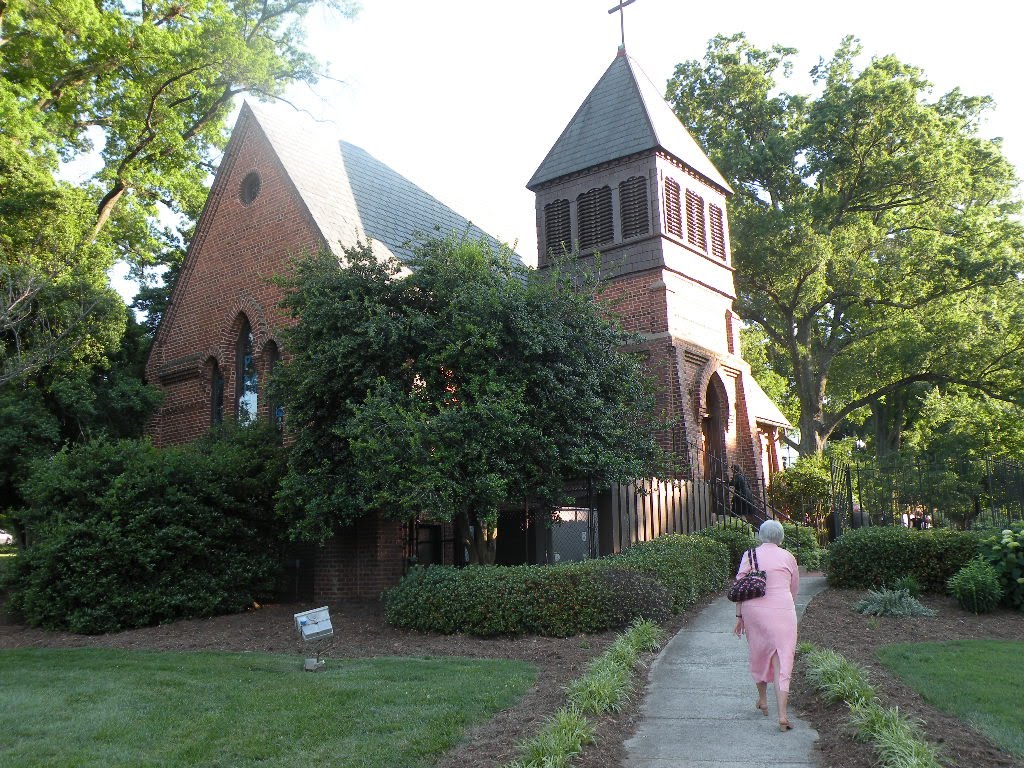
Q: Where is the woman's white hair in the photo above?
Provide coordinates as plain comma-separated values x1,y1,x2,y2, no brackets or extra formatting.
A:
758,519,785,545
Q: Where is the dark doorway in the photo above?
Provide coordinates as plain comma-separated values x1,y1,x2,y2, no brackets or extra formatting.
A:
702,373,728,515
415,523,443,566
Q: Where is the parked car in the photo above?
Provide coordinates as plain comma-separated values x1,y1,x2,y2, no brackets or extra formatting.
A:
0,529,14,545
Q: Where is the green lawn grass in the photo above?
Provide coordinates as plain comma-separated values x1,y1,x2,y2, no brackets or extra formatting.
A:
876,640,1024,758
0,648,536,768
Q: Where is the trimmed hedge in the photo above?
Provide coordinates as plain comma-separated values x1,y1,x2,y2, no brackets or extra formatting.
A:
608,534,730,613
384,563,670,637
697,520,822,572
825,526,982,592
697,520,755,572
384,533,731,637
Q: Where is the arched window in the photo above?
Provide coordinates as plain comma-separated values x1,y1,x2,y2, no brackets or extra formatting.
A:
236,318,259,425
265,341,283,430
210,361,225,425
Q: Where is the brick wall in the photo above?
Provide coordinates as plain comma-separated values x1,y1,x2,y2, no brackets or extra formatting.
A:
145,111,323,446
313,515,409,601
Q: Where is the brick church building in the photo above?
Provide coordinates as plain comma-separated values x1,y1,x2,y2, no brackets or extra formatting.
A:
145,48,789,600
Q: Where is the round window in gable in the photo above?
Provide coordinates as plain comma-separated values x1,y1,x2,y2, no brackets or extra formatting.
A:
240,171,262,205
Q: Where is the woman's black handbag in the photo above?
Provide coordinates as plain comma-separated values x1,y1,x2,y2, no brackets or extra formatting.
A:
727,548,767,602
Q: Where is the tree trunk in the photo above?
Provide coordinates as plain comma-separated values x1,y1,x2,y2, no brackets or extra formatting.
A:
870,394,905,459
794,353,828,456
456,509,497,565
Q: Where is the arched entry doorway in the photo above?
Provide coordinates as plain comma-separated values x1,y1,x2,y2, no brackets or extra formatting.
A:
702,373,728,515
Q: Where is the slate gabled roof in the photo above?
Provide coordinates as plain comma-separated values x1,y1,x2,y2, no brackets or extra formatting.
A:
339,141,507,262
527,51,732,194
248,102,512,263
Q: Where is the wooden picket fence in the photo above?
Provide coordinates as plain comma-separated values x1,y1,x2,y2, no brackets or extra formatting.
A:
600,477,720,554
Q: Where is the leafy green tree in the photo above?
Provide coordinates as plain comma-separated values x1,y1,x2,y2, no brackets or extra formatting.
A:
903,388,1024,463
1,0,358,381
667,34,1024,456
1,0,352,530
0,314,162,541
740,324,798,425
274,236,663,563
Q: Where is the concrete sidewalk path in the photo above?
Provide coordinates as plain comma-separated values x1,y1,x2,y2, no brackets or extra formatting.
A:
624,573,828,768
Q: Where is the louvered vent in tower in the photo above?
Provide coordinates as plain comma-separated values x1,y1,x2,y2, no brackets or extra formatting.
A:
544,198,572,257
686,189,707,251
664,178,682,239
709,204,726,260
577,185,613,252
619,176,649,239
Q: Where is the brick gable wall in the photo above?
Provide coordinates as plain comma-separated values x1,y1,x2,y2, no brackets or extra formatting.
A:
145,113,412,601
146,114,324,445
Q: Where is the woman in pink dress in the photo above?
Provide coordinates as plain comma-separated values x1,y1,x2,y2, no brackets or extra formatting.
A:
733,519,800,731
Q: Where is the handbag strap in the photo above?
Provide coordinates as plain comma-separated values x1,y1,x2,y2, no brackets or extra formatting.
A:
747,547,760,572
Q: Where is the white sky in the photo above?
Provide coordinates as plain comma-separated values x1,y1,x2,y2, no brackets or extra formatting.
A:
280,0,1024,267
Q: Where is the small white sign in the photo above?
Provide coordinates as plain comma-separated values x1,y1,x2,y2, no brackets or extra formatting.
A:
294,606,334,641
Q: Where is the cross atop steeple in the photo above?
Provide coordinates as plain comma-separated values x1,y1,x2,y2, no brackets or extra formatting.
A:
607,0,636,49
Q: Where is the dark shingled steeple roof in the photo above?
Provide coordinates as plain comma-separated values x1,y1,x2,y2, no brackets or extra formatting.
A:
527,50,732,194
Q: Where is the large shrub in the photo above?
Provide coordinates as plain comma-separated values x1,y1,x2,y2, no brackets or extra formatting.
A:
979,523,1024,609
3,426,287,633
609,534,731,612
825,526,981,592
909,526,985,593
769,455,831,527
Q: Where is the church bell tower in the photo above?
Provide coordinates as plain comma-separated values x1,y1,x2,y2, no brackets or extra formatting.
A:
528,48,789,489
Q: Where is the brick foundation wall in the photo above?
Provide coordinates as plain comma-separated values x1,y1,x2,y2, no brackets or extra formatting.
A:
313,514,409,602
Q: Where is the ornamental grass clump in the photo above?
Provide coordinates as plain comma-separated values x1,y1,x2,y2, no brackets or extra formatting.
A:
565,656,633,715
566,619,666,715
854,588,936,618
848,702,942,768
947,557,1003,614
801,644,944,768
801,646,876,707
508,620,665,767
508,706,595,768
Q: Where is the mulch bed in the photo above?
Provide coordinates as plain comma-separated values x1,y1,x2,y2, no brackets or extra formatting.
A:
793,588,1024,768
2,587,1021,767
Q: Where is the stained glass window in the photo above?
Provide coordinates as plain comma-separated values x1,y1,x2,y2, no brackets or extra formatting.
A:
236,320,258,425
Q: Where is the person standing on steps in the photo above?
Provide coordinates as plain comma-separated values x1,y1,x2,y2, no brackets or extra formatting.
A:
729,464,756,522
733,519,800,731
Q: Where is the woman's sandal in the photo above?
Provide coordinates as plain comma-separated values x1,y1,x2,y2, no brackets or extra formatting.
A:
756,702,768,716
779,720,792,731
